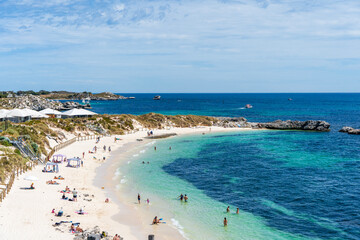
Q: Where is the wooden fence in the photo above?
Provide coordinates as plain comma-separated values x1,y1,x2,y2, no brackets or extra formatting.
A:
1,134,101,203
0,161,36,202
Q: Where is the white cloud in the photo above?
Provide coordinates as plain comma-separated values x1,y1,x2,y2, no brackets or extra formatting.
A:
0,0,360,91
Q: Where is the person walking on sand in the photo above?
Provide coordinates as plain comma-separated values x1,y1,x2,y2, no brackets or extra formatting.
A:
226,206,230,213
103,145,106,151
108,146,111,152
82,152,85,158
224,217,228,227
138,193,141,204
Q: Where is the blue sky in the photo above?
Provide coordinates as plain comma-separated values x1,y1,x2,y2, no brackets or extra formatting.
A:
0,0,359,92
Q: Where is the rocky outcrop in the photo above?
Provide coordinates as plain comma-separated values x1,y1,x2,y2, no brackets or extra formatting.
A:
61,101,91,110
215,117,252,128
252,120,330,132
339,127,360,135
215,117,330,132
0,95,93,110
67,92,127,100
0,95,63,110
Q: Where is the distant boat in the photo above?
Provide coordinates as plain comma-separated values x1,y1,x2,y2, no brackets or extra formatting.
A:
288,98,293,101
245,104,253,109
128,97,135,99
153,95,161,100
82,97,91,104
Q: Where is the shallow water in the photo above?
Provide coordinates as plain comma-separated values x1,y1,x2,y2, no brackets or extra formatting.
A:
118,130,360,240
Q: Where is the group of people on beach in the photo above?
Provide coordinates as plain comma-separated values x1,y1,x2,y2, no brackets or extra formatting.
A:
103,145,111,152
137,194,150,205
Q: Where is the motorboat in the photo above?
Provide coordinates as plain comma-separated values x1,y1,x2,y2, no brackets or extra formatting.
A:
153,95,161,100
245,104,253,109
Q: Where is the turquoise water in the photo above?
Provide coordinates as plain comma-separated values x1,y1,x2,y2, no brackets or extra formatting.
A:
118,130,360,240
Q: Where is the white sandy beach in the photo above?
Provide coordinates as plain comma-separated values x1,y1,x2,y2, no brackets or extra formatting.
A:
0,126,252,240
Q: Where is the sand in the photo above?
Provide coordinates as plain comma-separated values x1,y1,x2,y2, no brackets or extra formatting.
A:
0,126,252,240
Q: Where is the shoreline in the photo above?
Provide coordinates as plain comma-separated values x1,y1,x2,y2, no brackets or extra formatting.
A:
100,127,256,240
0,126,254,240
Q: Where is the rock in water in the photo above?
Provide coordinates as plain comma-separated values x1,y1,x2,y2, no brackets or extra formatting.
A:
254,120,330,132
339,126,360,135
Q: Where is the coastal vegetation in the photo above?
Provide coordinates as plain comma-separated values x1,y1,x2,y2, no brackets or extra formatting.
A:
0,113,218,182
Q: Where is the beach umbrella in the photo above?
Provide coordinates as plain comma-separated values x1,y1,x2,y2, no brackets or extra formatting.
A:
23,175,39,181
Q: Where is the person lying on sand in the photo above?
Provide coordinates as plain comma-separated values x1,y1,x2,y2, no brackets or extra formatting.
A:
54,176,64,180
30,183,35,189
105,198,109,203
46,180,59,185
76,225,83,233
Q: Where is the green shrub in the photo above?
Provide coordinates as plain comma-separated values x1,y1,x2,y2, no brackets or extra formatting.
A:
0,140,12,147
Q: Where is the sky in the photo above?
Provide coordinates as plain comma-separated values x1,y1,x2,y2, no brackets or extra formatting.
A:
0,0,359,93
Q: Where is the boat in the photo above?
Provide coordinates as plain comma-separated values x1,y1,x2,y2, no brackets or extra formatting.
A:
128,97,135,99
82,97,91,104
153,95,161,100
245,104,253,109
288,98,293,101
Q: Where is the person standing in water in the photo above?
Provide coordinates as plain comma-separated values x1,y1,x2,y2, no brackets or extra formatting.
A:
154,146,157,151
184,194,188,202
178,194,184,201
236,208,239,214
226,206,230,213
138,194,141,204
224,217,228,227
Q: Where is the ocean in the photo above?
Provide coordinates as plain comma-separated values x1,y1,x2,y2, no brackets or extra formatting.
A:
97,93,359,240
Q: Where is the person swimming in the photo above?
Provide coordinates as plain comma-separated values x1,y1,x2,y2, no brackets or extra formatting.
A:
224,217,228,226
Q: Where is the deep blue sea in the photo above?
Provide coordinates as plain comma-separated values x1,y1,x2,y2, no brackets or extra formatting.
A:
94,94,360,240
